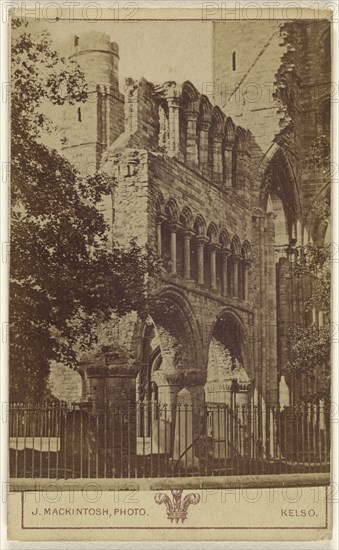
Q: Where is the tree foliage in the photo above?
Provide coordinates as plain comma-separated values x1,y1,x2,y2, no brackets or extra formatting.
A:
285,203,331,401
273,22,331,401
10,19,155,402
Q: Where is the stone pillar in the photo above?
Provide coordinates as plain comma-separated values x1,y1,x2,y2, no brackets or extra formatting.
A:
172,373,205,467
156,215,166,257
236,150,246,189
212,134,223,183
243,259,251,301
79,360,137,477
183,230,194,280
196,236,208,285
168,98,180,157
186,111,199,166
198,119,211,178
232,255,240,297
221,248,231,296
208,243,219,290
224,142,234,190
170,223,179,275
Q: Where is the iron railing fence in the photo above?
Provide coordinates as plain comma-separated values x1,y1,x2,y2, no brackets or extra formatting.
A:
8,401,330,479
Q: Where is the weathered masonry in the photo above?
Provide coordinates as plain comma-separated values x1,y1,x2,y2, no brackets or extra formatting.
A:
41,22,331,474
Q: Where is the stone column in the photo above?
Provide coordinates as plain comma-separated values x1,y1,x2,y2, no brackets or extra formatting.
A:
170,223,180,275
232,255,240,297
172,372,206,467
222,248,231,296
167,98,180,157
212,134,224,183
196,236,208,285
183,230,194,280
79,360,138,477
224,142,234,190
235,149,245,189
156,214,166,256
186,111,199,166
198,119,211,178
243,259,251,301
208,243,219,290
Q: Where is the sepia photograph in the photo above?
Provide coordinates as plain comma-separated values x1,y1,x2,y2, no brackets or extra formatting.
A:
2,2,336,544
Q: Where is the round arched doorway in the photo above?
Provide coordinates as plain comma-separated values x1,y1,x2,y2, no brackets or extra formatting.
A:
205,311,254,407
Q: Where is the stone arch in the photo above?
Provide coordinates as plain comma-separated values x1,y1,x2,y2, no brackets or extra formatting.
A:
219,228,231,249
232,126,249,189
179,205,194,230
231,235,241,255
211,106,224,135
254,144,301,215
234,126,248,152
165,197,180,221
181,81,200,111
155,190,165,217
207,222,219,243
256,146,301,249
199,95,213,121
193,214,207,236
224,117,236,144
241,239,251,260
149,287,204,384
205,308,254,405
181,81,200,163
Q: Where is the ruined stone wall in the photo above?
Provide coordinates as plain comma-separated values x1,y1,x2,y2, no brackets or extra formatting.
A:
214,20,331,217
48,363,83,403
149,154,252,247
213,21,285,155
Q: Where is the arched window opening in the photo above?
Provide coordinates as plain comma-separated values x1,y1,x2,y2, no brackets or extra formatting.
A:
160,222,171,273
268,193,290,249
205,313,253,406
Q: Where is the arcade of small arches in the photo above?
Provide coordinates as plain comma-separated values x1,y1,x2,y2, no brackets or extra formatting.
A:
152,81,252,191
155,195,252,301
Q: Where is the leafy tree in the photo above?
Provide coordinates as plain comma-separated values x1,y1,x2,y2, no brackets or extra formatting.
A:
285,233,331,401
273,21,331,402
10,19,155,402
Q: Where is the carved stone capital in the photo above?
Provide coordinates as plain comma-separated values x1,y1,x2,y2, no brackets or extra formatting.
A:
222,247,232,258
195,235,209,246
185,110,199,122
208,242,221,253
152,369,206,387
182,229,195,239
199,119,211,132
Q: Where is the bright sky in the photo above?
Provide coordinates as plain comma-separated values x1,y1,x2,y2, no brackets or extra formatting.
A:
28,20,214,94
